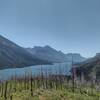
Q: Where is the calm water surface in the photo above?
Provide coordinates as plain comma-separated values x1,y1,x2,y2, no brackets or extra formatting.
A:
0,63,72,80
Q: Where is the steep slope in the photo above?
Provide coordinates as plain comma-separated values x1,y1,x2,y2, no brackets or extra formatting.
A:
26,45,86,63
0,35,50,69
76,53,100,80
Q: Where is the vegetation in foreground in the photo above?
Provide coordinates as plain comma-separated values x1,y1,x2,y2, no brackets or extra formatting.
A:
0,72,100,100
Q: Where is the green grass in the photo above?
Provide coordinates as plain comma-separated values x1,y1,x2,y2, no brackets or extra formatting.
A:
0,79,100,100
2,88,99,100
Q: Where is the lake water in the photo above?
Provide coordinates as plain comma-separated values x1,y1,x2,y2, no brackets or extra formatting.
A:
0,62,72,80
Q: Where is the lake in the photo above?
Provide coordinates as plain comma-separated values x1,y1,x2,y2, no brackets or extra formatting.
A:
0,62,72,80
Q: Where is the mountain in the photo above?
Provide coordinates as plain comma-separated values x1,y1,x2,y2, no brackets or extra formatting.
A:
26,45,86,63
0,35,50,69
66,53,86,63
76,53,100,80
26,45,67,63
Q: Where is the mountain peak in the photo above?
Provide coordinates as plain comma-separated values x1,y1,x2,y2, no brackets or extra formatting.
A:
26,45,86,63
44,45,53,49
0,35,50,69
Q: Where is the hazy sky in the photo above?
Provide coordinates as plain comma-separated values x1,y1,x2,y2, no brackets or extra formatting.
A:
0,0,100,57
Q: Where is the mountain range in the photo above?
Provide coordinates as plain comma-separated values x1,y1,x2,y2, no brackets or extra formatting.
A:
26,46,86,63
0,35,50,69
0,35,87,69
0,35,100,79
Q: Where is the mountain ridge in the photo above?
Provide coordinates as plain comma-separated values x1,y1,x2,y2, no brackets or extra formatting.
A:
26,45,86,63
76,53,100,80
0,35,51,69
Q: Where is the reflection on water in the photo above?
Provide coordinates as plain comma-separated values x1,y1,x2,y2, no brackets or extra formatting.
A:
0,63,72,80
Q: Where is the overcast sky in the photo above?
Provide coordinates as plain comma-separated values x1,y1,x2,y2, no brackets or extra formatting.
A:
0,0,100,57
